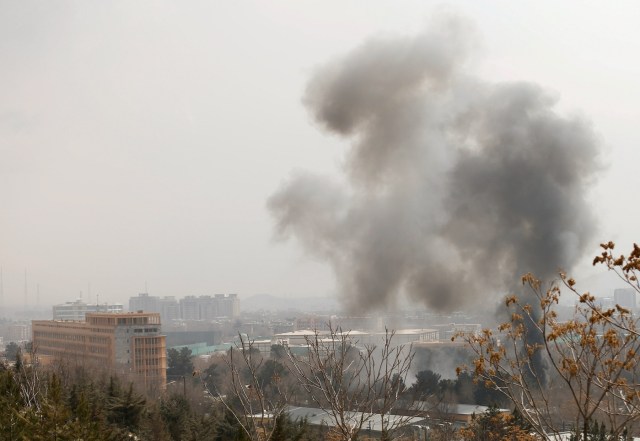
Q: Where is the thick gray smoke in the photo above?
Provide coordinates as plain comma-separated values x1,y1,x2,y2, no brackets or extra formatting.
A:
268,15,600,313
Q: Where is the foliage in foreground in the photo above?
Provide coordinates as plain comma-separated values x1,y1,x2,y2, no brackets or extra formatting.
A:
462,242,640,439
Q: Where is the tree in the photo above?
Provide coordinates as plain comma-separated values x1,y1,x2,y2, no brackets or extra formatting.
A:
413,369,441,399
458,405,537,441
106,381,146,434
461,242,640,439
167,347,195,378
285,327,415,441
203,335,291,441
4,342,20,361
270,344,287,360
160,394,191,441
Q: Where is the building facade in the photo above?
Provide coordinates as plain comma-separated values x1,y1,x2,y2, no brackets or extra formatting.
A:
129,293,180,324
614,288,637,310
32,312,166,393
53,299,124,321
129,293,238,321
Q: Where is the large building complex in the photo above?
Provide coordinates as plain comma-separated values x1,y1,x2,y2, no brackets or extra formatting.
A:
52,299,124,321
180,294,240,320
129,293,240,321
32,312,166,393
614,288,637,310
129,293,180,323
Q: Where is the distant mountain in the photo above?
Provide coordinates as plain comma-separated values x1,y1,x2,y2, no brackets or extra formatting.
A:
241,294,339,312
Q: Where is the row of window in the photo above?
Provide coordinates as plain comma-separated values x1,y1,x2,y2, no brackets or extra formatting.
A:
34,331,86,342
132,327,159,333
134,358,163,366
134,348,161,355
35,339,109,355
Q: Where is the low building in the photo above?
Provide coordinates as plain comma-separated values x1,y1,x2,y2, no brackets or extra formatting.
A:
409,402,510,425
351,329,439,347
32,312,166,393
282,405,427,438
7,323,31,343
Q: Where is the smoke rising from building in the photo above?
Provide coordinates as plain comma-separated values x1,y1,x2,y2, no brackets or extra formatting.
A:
268,14,600,313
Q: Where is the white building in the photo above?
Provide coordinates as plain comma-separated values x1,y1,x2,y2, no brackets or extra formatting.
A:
614,288,637,310
52,299,124,321
129,293,180,323
273,328,438,351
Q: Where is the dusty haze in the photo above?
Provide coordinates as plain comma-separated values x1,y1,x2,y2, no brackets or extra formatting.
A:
3,2,640,309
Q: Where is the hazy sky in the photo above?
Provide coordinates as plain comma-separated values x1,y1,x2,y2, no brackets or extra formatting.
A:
1,1,639,308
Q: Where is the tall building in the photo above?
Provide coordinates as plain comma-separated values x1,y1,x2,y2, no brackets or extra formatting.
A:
159,296,180,322
8,323,31,343
129,293,180,324
179,295,201,320
53,299,124,321
217,294,240,318
614,288,637,310
32,312,166,393
179,294,240,320
128,293,158,313
129,293,240,321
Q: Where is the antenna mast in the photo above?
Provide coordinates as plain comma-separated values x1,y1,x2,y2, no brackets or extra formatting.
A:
24,269,28,308
0,266,3,307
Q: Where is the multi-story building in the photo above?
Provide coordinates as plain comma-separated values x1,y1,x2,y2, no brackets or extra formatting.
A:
216,294,240,318
53,299,124,321
129,293,240,321
8,323,31,343
159,296,181,322
178,294,240,320
179,295,201,320
32,312,166,393
128,293,159,314
614,288,637,310
129,293,180,324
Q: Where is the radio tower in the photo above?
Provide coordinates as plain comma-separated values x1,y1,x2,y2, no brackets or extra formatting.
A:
0,266,4,308
24,269,28,309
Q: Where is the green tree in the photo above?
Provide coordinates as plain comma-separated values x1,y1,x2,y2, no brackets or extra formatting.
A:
0,368,29,440
214,408,251,441
271,413,308,441
167,347,195,378
202,361,226,395
106,382,146,433
413,369,441,398
160,394,191,441
270,344,287,360
4,342,20,361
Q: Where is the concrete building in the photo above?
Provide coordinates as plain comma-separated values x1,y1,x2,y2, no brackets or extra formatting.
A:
32,312,166,393
351,329,439,348
129,293,180,324
614,288,637,310
7,323,31,343
216,294,240,318
273,328,438,353
129,293,240,321
179,295,201,320
53,299,124,321
179,294,240,320
431,323,481,341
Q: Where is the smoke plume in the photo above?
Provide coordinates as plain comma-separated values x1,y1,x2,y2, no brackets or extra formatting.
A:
268,14,600,313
